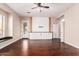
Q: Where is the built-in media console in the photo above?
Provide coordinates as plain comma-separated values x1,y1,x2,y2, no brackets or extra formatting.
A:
29,32,53,39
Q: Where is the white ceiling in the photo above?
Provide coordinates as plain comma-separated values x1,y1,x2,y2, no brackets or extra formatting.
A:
6,3,73,17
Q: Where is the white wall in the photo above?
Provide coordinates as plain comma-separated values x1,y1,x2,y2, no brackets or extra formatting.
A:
32,17,49,32
63,4,79,48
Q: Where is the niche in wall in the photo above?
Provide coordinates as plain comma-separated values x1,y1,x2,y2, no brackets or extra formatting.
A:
38,25,44,28
32,17,49,32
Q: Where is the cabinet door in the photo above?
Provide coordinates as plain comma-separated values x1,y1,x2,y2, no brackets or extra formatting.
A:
42,33,52,39
46,33,52,39
41,33,47,39
30,33,41,39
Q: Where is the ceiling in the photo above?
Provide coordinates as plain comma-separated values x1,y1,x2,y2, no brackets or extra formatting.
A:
6,3,73,17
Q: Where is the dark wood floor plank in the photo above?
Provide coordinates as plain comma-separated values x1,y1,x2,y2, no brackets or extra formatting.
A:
0,39,79,56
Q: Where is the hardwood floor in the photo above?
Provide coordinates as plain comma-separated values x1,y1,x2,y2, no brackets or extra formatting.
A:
0,39,79,56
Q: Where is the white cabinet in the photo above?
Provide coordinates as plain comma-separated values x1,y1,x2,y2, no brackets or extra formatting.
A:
29,33,52,39
41,33,52,39
42,33,47,39
30,33,41,39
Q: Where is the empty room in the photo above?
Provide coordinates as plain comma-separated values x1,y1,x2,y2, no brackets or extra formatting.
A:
0,3,79,56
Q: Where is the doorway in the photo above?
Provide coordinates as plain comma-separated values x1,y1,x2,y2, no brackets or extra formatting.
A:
59,19,65,42
21,19,29,39
53,16,65,42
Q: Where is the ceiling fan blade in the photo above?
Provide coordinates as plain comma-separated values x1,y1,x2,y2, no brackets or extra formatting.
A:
44,6,49,8
34,3,37,4
34,3,41,5
40,6,49,8
31,7,38,9
33,3,41,6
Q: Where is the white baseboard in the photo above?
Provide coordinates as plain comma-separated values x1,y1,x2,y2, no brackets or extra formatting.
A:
0,38,20,49
65,41,79,49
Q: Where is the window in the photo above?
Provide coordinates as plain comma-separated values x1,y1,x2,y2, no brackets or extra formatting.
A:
0,14,5,38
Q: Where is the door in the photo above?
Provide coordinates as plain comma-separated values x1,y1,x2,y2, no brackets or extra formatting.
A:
53,23,60,38
21,20,29,38
59,19,65,42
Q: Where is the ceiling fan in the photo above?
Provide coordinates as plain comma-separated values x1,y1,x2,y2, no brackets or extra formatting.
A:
32,3,49,9
26,3,49,13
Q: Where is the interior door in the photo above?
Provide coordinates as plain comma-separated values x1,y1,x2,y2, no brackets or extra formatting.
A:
21,20,29,38
53,23,60,38
60,19,65,42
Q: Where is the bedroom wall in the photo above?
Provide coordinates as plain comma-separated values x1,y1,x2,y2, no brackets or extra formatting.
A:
57,4,79,48
64,4,79,48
